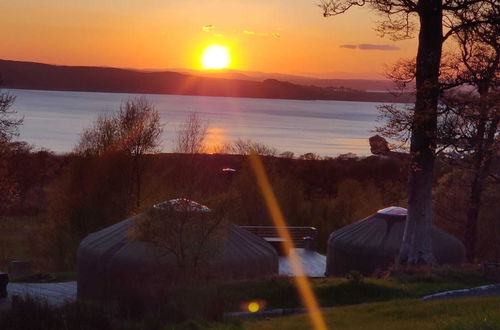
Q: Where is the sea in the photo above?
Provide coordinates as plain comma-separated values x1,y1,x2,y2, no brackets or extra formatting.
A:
7,89,393,156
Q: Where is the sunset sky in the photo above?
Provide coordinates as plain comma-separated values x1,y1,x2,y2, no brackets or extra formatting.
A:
1,0,419,79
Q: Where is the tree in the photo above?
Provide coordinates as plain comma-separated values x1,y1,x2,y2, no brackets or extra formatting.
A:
232,138,278,156
130,199,226,274
320,0,496,264
447,4,499,261
376,2,499,261
0,86,23,218
174,112,208,154
0,88,22,144
76,96,163,207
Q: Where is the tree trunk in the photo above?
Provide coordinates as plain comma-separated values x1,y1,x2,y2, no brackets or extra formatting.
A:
399,0,443,265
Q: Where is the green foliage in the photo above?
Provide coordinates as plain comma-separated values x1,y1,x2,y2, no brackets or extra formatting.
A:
0,216,39,271
346,270,364,283
332,178,384,226
39,153,135,270
433,168,500,260
391,266,485,286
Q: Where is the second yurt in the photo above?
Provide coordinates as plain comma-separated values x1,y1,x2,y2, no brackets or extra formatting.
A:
326,207,466,276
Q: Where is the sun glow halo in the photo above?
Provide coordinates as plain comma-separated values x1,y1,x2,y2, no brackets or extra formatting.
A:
201,45,230,69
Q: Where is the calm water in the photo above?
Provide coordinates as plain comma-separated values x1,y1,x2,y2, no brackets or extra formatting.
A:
8,89,388,156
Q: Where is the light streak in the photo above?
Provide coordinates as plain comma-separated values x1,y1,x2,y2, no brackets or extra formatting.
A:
248,153,328,330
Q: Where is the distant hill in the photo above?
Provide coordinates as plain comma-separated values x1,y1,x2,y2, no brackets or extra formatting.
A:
175,68,410,92
0,59,413,103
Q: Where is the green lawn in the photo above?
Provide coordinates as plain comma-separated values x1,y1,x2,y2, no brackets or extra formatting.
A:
243,297,500,330
217,268,489,312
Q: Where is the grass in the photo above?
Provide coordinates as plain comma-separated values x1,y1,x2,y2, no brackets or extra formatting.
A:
243,297,500,330
217,268,490,312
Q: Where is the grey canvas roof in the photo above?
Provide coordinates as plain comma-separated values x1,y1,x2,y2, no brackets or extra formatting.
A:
326,207,466,276
77,200,278,301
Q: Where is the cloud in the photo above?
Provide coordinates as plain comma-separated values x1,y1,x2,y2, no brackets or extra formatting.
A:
243,30,281,38
339,44,358,49
340,43,400,51
202,25,215,32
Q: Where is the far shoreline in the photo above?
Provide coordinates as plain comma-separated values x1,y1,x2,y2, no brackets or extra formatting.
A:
6,86,412,104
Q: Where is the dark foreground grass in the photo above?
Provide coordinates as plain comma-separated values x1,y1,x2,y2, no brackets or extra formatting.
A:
0,295,240,330
1,273,498,330
244,297,500,330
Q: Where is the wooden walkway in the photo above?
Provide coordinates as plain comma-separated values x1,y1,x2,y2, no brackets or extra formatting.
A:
279,248,326,277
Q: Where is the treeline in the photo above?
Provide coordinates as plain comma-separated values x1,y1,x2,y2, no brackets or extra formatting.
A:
2,140,498,271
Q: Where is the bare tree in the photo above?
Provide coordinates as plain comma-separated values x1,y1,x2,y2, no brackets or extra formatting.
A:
130,199,226,275
0,90,22,144
320,0,497,264
174,112,208,154
75,114,118,156
231,138,278,156
76,96,163,207
0,86,23,218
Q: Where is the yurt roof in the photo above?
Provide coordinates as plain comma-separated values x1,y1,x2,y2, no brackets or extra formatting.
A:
328,207,465,260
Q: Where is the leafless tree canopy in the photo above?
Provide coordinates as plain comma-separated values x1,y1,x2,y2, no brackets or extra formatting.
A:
130,200,227,271
319,0,498,41
0,91,23,144
174,112,208,154
76,96,162,157
231,138,278,156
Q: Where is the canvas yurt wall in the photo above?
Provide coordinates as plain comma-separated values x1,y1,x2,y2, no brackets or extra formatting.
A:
326,207,466,276
77,199,278,301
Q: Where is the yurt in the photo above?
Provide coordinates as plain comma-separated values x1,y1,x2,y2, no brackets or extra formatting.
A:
77,199,278,301
326,207,466,276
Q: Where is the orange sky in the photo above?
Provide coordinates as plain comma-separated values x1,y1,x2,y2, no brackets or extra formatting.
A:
1,0,419,79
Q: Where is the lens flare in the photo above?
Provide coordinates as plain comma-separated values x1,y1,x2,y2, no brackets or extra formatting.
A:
249,153,328,330
248,302,260,313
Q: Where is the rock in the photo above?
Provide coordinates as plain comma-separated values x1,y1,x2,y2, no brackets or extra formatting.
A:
369,135,390,155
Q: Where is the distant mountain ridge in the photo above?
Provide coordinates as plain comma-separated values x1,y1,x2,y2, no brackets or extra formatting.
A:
173,68,408,92
0,59,413,103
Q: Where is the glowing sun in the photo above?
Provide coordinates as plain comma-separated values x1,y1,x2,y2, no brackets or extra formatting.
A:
201,45,230,69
